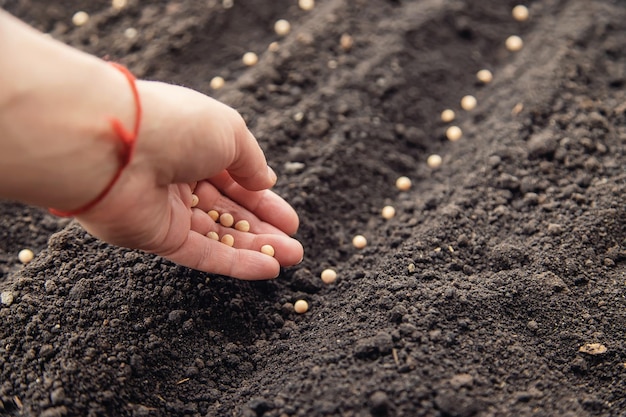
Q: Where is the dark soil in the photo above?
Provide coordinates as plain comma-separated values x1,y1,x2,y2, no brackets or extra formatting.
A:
2,0,626,416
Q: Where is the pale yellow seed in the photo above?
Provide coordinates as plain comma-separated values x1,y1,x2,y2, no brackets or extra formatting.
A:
206,231,219,241
191,194,199,208
111,0,127,10
274,19,291,36
298,0,315,11
294,299,309,314
210,76,225,90
124,27,138,39
221,234,235,247
352,235,367,249
320,268,337,284
340,33,354,51
441,109,455,123
208,210,220,222
268,41,280,52
260,244,275,257
381,205,396,220
395,176,412,191
460,95,477,111
505,35,523,52
18,249,34,264
476,69,493,84
242,52,258,66
234,220,250,232
512,5,529,22
222,0,234,9
219,213,235,228
446,126,463,142
427,154,443,169
72,11,90,27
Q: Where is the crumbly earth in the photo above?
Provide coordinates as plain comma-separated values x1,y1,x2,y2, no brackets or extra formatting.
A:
1,0,626,416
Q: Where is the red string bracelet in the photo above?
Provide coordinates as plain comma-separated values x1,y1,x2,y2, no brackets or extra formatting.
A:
49,63,142,217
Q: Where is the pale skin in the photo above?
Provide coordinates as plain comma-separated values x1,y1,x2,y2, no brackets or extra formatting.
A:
0,10,304,280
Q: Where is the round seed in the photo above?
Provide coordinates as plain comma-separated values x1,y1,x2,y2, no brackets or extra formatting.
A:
294,299,309,314
505,35,523,52
340,33,354,51
210,76,225,90
112,0,127,10
352,235,367,249
234,220,250,232
441,109,455,123
476,69,493,84
18,249,34,264
260,244,275,257
191,194,199,207
208,210,220,222
381,205,396,220
268,41,280,52
220,234,234,247
298,0,315,11
427,154,443,169
124,27,138,39
512,5,529,22
274,19,291,36
72,11,90,27
320,268,337,284
446,126,462,142
460,95,477,111
219,213,235,228
242,52,258,66
395,176,412,191
206,231,219,240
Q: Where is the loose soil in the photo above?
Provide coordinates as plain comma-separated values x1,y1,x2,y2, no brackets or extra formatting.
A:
1,0,626,416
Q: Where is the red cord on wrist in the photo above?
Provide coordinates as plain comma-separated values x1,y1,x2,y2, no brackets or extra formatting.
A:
49,63,142,217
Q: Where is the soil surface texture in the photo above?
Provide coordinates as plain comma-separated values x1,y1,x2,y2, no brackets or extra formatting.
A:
2,0,626,416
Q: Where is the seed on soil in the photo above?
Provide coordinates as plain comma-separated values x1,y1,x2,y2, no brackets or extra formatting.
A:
340,33,354,51
476,69,493,84
274,19,291,36
461,95,477,111
395,176,412,191
260,244,275,257
206,231,219,241
219,213,235,228
512,5,529,21
294,299,309,314
242,52,259,66
268,41,280,52
72,11,89,27
191,194,199,207
579,343,607,355
222,0,234,9
210,76,225,89
381,205,396,219
298,0,315,11
18,249,34,264
235,220,250,232
321,268,337,284
427,154,443,169
220,234,235,247
111,0,127,10
505,35,524,52
208,210,220,222
124,27,137,39
441,109,455,123
446,126,462,142
352,235,367,249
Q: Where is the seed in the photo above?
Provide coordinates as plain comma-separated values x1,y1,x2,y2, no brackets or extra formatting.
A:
242,52,258,66
512,5,529,22
72,11,89,27
395,176,412,191
427,154,443,169
260,244,275,257
298,0,315,11
274,19,291,36
220,234,234,247
446,126,462,142
476,69,493,84
268,41,280,52
352,235,367,249
219,213,235,227
460,95,477,111
210,76,225,90
18,249,34,264
381,205,396,219
208,210,220,222
222,0,234,9
124,27,138,39
320,268,337,284
191,194,199,207
111,0,127,10
234,220,250,232
206,231,219,240
340,33,354,51
294,299,309,314
441,109,455,123
505,35,523,52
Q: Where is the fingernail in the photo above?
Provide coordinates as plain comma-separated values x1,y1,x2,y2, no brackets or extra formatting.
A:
267,166,277,185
